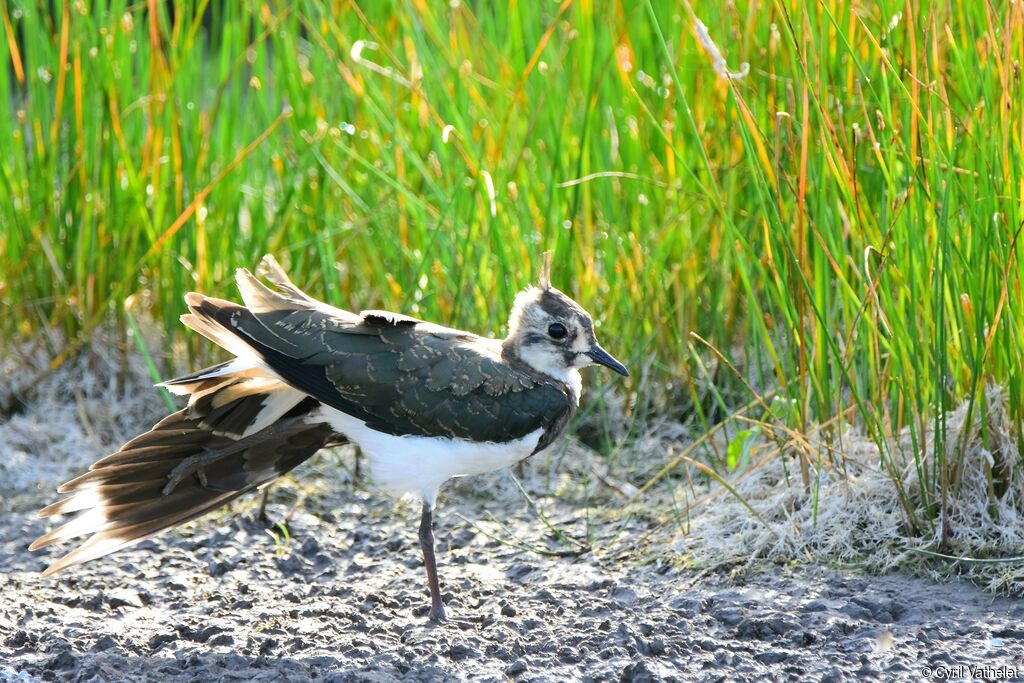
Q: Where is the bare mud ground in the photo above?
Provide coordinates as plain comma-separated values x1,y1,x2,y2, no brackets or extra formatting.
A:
2,362,1023,681
5,474,1024,681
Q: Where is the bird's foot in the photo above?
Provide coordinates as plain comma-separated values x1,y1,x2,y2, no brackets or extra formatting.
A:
427,603,447,622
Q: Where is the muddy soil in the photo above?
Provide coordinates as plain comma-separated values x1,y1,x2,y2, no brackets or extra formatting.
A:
2,481,1023,682
1,363,1023,682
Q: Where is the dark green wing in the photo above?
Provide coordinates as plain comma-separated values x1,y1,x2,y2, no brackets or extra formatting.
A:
190,286,573,446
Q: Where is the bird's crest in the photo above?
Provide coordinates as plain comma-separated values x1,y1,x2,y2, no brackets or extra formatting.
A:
538,251,553,291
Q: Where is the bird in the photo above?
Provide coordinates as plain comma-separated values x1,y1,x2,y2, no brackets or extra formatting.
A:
30,254,629,621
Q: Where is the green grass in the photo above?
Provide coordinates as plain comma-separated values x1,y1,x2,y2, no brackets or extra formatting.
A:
2,1,1023,542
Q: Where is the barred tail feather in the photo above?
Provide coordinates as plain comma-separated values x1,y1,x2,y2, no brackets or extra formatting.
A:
32,378,339,576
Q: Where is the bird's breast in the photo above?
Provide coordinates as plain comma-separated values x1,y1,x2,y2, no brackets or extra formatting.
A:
314,406,544,505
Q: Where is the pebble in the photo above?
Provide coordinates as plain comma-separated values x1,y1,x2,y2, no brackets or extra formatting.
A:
300,537,321,557
504,659,527,676
820,667,844,683
91,635,118,652
712,606,744,626
505,562,536,581
148,633,176,651
208,634,234,647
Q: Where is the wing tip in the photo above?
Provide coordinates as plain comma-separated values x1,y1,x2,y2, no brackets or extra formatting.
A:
235,266,295,313
234,266,255,285
29,526,63,551
37,545,92,577
39,563,62,578
38,498,66,518
256,253,288,283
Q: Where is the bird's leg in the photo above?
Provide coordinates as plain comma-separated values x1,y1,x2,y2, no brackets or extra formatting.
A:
515,460,526,479
353,447,363,487
418,500,446,622
258,486,271,524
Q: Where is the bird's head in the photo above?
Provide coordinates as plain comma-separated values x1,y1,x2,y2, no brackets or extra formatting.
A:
503,259,628,384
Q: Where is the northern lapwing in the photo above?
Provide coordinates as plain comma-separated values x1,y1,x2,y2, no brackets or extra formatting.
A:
30,254,628,621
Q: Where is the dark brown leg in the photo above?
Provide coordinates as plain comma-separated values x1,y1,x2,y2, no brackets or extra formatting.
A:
258,487,271,524
418,501,446,621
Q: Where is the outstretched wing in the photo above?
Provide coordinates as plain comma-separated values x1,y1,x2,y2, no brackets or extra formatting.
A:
32,378,337,576
183,259,574,447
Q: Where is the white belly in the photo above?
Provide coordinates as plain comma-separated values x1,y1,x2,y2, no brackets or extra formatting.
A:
317,406,543,506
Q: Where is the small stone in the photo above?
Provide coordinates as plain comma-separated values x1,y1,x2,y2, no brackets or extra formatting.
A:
148,633,176,651
300,537,321,557
504,659,527,676
223,653,248,669
668,597,704,618
5,630,30,648
754,651,790,665
839,603,874,621
611,586,638,605
506,562,535,581
766,616,799,635
448,643,472,660
207,559,230,577
47,650,77,670
791,630,816,647
80,593,103,611
736,618,771,639
275,555,305,575
175,623,222,643
501,603,517,618
385,533,404,552
697,639,718,651
106,588,145,609
193,625,223,643
993,628,1024,639
820,667,844,683
619,661,656,683
91,635,118,652
712,606,744,626
449,527,476,549
208,634,234,647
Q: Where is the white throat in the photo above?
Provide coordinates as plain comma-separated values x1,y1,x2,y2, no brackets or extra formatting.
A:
516,344,583,404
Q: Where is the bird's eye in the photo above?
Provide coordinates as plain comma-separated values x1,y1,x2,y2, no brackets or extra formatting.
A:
547,322,568,340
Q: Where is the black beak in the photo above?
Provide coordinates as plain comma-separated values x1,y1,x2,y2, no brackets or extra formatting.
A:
586,345,629,377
